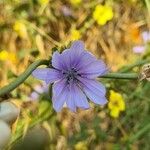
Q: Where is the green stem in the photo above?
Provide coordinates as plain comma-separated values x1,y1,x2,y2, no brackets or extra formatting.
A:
101,73,138,79
0,59,139,97
0,60,49,97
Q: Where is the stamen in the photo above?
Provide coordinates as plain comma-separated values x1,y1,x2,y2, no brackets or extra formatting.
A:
63,67,80,83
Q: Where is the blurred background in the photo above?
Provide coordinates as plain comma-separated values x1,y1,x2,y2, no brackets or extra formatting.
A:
0,0,150,149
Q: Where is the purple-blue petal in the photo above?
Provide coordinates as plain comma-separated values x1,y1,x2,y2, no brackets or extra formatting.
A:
60,49,72,69
78,58,108,78
70,49,108,78
65,82,76,112
32,68,62,84
78,77,107,105
61,41,85,68
67,83,90,110
52,41,85,71
52,49,74,70
70,40,84,52
52,79,68,112
75,51,96,69
52,51,63,70
66,92,76,112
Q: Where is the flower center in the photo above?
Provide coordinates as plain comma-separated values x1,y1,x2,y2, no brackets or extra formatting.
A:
63,68,79,83
112,100,119,107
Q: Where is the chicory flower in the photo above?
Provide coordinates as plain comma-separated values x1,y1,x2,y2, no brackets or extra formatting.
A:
32,41,108,112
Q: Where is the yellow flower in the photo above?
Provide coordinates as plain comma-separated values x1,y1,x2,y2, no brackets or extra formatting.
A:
0,50,17,64
75,141,88,150
13,20,27,38
110,108,120,118
0,50,8,61
108,90,125,118
93,4,113,26
70,0,81,6
38,0,49,5
70,29,81,40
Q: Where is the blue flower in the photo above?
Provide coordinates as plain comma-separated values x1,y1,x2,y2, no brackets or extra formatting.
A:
32,41,108,112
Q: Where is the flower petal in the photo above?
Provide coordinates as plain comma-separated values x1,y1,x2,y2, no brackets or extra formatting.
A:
66,93,76,112
67,83,90,110
52,41,85,70
52,79,68,112
110,108,120,118
60,49,73,69
32,68,62,84
52,51,63,70
75,51,95,69
70,40,84,52
66,83,90,111
78,57,108,78
52,49,73,70
61,41,85,68
79,60,108,79
78,78,107,105
64,82,76,112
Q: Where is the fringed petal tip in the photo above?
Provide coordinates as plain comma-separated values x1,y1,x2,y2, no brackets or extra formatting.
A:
70,40,84,51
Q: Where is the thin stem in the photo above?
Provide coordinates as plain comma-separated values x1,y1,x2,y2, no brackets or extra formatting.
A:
0,60,49,97
101,73,138,79
0,59,140,97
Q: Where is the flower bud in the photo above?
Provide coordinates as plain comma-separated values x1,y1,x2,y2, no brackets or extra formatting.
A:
139,64,150,81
